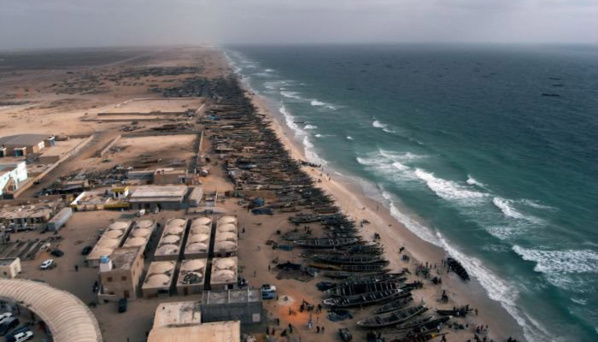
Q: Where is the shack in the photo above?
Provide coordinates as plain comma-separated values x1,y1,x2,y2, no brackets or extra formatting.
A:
45,207,73,231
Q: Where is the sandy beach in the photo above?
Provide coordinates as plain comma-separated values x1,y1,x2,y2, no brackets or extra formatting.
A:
243,76,525,341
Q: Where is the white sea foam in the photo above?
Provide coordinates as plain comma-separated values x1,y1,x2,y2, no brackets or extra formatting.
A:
304,125,317,130
372,120,388,128
512,246,598,275
264,68,274,72
383,128,396,133
280,91,302,100
493,197,526,219
346,136,354,140
466,175,486,188
414,168,485,204
310,100,326,106
520,199,557,211
356,149,423,182
381,191,440,245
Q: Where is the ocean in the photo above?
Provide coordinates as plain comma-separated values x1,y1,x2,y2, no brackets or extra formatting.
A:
225,44,598,342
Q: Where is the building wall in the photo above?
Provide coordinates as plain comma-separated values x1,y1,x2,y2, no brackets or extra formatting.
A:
99,253,144,300
0,258,21,279
0,162,28,196
200,301,263,325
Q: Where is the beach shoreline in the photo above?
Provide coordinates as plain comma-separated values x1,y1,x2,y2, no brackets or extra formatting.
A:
238,71,526,341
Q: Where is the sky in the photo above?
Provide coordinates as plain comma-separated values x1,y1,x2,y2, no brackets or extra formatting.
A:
0,0,596,49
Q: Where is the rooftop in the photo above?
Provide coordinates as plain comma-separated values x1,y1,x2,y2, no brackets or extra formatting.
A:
147,321,240,342
0,134,52,147
0,257,19,266
107,246,142,271
130,185,187,200
202,289,262,305
153,301,201,328
143,261,176,289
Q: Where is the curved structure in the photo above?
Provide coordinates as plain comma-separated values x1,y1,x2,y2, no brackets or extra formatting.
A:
0,279,103,342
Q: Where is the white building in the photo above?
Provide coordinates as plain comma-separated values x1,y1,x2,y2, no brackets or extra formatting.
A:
0,161,28,196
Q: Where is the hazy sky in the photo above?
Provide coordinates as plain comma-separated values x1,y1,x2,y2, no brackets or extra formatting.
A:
0,0,596,49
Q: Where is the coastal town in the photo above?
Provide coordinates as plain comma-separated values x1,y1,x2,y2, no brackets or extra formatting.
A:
0,47,522,342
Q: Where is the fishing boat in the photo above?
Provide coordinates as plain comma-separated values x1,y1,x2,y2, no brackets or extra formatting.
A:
326,281,402,297
406,316,451,335
313,253,386,264
436,306,470,317
323,270,388,279
357,305,428,328
338,262,389,272
323,289,401,308
375,294,414,314
293,237,359,249
394,315,434,331
446,257,470,281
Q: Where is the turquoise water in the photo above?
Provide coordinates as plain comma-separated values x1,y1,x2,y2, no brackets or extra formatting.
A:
226,44,598,342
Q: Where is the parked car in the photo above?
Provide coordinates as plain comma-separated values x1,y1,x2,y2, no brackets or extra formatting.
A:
40,259,54,270
50,249,64,257
0,313,12,325
118,298,127,313
81,246,92,255
0,317,19,336
5,330,33,342
5,325,31,342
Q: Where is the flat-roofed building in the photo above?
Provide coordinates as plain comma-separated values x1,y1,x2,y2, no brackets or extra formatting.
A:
176,259,207,295
122,219,156,252
0,134,55,157
210,257,237,290
0,203,55,230
0,161,28,196
201,289,263,325
129,185,188,210
147,301,240,342
0,258,21,279
98,246,144,301
142,261,176,298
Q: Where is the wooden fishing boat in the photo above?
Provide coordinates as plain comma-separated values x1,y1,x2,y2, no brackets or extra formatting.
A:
313,253,386,265
326,281,402,297
406,316,451,335
394,315,434,331
293,237,358,249
324,270,388,279
338,262,389,272
322,289,402,308
375,294,414,314
446,257,470,281
356,305,428,328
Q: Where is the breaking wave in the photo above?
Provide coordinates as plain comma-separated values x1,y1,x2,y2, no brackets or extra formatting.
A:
414,168,486,204
280,91,302,100
304,125,317,130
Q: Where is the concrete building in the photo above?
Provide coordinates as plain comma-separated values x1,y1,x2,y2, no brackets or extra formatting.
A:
154,218,187,261
183,217,212,259
141,261,176,298
0,134,55,157
214,216,238,257
0,203,55,230
187,186,203,207
176,259,207,295
0,161,28,196
129,185,188,210
201,289,263,325
87,221,132,267
153,168,190,185
98,246,144,301
0,258,21,279
147,301,240,342
210,257,237,290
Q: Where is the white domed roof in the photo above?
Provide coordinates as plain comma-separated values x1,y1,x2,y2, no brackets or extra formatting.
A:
124,237,146,247
132,229,150,237
217,224,237,233
213,270,235,282
181,259,206,271
217,232,237,241
218,216,237,224
166,218,186,227
188,234,209,243
162,235,180,244
165,226,184,235
97,239,119,248
214,258,236,269
146,274,170,287
104,230,123,238
151,262,174,273
157,244,179,255
215,241,237,251
193,217,212,225
109,221,129,230
190,225,210,234
186,242,208,252
136,220,154,228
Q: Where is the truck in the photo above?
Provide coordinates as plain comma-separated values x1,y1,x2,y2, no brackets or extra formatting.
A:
260,284,277,300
